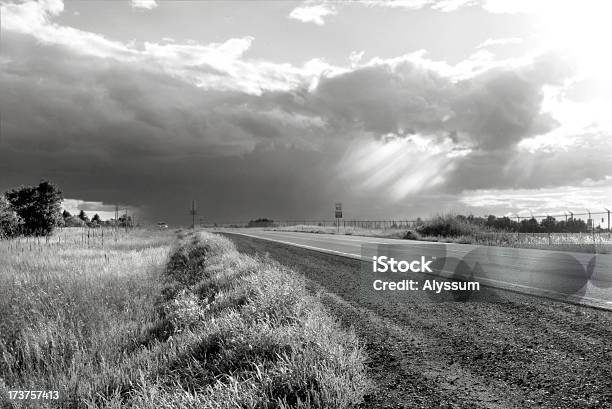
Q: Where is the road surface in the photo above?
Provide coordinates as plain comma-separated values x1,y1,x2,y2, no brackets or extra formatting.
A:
218,228,612,311
222,231,612,409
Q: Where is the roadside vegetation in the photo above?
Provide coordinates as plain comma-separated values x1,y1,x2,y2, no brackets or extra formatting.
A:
408,214,612,253
272,214,612,253
0,229,367,408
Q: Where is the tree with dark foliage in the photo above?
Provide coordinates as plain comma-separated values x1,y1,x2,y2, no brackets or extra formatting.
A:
247,218,274,227
5,180,63,236
0,195,23,238
78,210,89,222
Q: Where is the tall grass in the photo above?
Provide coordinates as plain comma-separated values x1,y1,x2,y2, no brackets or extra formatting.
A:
119,232,368,408
0,228,175,408
0,229,368,408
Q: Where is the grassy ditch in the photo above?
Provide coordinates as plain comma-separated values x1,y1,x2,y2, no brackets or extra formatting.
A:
127,231,368,408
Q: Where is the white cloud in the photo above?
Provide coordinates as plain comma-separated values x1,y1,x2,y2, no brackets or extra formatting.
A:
62,199,139,221
477,37,524,48
289,4,337,25
130,0,158,10
0,0,342,94
359,0,475,12
3,0,610,216
349,50,365,67
459,184,612,215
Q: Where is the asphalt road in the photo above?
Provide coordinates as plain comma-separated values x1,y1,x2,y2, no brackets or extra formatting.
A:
218,229,612,311
223,232,612,409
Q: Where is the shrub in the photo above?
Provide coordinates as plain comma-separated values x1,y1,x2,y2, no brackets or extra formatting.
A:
416,214,484,237
247,218,275,227
403,230,420,240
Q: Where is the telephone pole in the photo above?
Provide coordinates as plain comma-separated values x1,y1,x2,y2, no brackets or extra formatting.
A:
190,200,197,231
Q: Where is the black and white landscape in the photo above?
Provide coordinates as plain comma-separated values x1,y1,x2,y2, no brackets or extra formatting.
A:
1,1,611,408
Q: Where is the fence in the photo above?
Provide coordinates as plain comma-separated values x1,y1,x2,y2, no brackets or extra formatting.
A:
0,226,134,251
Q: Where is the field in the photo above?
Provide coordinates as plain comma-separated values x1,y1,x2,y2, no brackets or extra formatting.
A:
0,228,367,408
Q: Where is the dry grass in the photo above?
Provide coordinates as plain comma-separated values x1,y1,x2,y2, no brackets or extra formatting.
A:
0,228,175,408
0,229,368,408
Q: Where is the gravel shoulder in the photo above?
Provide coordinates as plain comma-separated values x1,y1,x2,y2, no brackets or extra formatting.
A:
224,233,612,409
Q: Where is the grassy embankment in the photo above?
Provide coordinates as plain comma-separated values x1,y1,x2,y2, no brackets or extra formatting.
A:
272,215,612,253
0,228,367,408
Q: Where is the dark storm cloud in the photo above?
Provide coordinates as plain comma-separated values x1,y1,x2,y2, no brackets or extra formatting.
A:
441,144,612,193
0,31,338,222
1,27,608,222
310,56,563,151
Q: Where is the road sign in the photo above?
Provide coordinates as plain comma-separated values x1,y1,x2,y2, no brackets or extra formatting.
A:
335,203,342,219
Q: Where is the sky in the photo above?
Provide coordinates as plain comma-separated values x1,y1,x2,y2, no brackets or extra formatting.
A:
1,0,611,225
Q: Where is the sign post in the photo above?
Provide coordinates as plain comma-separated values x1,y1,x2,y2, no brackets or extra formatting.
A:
335,203,342,233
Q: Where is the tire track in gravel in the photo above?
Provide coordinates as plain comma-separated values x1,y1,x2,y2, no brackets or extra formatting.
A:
223,233,612,409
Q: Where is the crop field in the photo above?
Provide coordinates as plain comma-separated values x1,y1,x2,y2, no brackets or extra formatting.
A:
0,228,366,408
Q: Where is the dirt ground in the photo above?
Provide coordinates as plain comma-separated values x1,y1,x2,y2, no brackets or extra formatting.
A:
224,233,612,409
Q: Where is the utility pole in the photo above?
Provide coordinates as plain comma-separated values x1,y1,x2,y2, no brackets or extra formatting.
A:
115,204,119,242
605,208,610,232
190,200,197,231
125,208,128,233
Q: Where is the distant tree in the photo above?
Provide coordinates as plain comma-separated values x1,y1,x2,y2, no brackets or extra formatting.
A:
0,195,23,238
91,213,101,225
118,214,133,228
247,218,274,228
78,210,89,222
540,216,557,233
566,218,587,233
5,180,63,236
519,218,540,233
62,210,72,219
